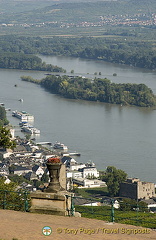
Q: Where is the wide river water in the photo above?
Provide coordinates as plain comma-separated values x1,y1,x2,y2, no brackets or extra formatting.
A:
0,55,156,183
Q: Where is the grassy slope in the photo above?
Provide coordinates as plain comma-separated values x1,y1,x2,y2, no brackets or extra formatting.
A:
74,187,156,229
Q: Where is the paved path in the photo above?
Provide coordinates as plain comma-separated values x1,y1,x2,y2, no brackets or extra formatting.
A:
0,209,156,240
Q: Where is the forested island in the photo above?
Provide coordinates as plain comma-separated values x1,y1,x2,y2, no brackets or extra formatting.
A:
21,75,156,107
0,52,65,72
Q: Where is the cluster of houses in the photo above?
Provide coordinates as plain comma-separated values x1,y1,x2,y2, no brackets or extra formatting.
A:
0,137,105,191
2,12,155,32
62,156,106,190
0,136,156,212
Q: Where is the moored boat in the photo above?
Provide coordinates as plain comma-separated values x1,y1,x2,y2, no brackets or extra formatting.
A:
32,128,40,134
21,125,40,134
21,126,33,134
12,110,34,121
53,141,68,150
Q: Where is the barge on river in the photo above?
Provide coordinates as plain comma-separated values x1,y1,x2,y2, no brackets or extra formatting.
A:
12,110,34,121
53,141,68,151
21,125,40,134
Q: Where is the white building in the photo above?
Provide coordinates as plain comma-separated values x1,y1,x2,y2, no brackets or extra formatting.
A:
81,167,99,178
72,171,83,179
32,165,44,177
10,128,15,139
0,149,13,159
73,178,106,188
69,163,86,171
4,177,11,184
62,156,77,166
43,154,56,160
32,152,42,158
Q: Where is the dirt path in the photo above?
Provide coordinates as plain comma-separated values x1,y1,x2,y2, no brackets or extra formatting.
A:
0,209,156,240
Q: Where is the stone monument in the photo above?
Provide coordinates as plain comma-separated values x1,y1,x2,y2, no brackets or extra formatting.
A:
30,156,72,216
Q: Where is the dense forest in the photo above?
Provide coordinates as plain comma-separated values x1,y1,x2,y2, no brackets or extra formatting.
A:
21,75,156,107
0,52,65,72
0,1,155,71
0,36,156,70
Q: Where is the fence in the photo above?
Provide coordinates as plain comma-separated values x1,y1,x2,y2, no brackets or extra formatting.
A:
0,189,30,212
68,195,156,229
0,190,155,229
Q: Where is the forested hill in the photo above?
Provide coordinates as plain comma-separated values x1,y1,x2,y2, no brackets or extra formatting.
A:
21,75,156,107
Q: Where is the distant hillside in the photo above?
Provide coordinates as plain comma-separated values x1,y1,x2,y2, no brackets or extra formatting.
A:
0,0,54,14
0,0,155,24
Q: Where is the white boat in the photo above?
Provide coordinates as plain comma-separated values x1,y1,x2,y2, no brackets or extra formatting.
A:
21,126,33,134
32,128,40,134
21,126,40,135
12,110,34,121
53,141,68,150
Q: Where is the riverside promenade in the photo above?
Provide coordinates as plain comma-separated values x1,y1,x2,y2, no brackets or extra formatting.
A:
0,209,156,240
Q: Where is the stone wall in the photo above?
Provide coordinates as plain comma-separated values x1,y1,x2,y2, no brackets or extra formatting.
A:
119,178,155,200
137,181,155,200
119,182,137,200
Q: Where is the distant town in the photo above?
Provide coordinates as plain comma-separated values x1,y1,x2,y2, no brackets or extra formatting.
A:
1,13,156,29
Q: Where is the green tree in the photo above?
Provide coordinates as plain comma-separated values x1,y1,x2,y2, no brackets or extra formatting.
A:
25,75,156,107
0,176,17,191
9,165,16,174
119,198,148,212
102,166,127,197
0,177,29,211
25,134,31,141
0,126,16,150
9,174,30,184
41,173,49,183
0,106,9,126
32,179,42,189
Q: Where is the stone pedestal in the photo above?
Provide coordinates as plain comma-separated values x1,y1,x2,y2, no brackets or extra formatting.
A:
30,160,75,216
30,191,71,216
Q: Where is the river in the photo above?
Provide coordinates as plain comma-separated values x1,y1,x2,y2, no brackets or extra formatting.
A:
0,56,156,183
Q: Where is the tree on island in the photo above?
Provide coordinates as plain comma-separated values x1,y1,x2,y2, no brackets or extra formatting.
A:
30,75,156,107
102,166,127,197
